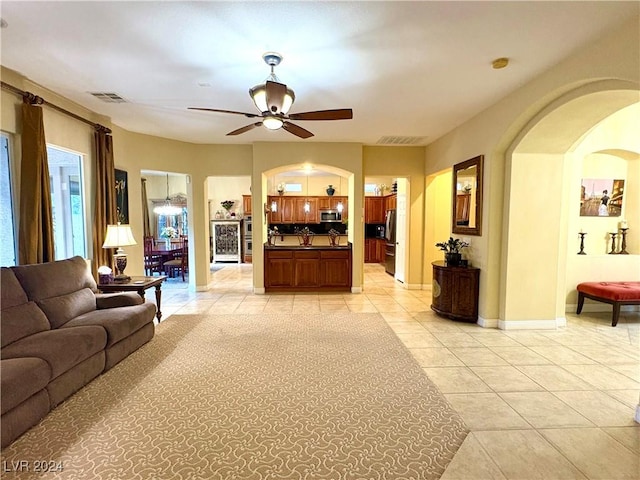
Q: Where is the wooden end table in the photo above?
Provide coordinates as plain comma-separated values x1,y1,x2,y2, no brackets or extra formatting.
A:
97,275,167,321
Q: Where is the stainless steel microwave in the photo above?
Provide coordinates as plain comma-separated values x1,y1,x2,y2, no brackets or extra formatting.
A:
319,209,342,223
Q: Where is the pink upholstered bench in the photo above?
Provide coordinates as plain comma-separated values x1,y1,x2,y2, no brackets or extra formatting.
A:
576,282,640,326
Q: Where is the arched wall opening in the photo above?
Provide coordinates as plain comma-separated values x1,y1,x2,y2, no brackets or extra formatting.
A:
252,152,364,293
501,81,639,329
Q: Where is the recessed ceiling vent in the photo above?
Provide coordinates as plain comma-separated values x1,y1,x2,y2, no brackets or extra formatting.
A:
89,92,128,103
376,136,427,145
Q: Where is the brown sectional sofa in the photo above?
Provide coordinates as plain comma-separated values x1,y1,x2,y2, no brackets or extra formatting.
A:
1,256,157,448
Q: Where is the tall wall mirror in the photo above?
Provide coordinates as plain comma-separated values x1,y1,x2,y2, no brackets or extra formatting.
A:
452,155,483,236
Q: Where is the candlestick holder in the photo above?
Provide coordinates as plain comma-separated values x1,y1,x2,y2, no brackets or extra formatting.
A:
608,232,618,254
619,227,629,255
577,232,586,255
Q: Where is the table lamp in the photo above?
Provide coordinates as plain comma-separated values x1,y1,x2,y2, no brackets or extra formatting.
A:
102,223,137,282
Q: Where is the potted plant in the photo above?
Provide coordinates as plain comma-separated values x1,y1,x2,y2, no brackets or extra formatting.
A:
435,237,469,267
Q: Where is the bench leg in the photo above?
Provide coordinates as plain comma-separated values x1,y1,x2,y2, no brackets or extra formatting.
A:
577,292,585,315
612,303,620,327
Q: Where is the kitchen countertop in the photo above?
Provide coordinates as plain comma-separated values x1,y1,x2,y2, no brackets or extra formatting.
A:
264,243,352,250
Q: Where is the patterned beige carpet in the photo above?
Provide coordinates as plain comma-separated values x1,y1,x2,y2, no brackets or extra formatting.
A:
1,313,468,479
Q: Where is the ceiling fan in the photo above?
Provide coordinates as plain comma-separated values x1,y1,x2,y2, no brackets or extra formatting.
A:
189,52,353,139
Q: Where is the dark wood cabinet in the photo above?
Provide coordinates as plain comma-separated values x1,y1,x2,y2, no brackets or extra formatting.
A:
268,196,321,224
320,250,351,287
385,194,397,211
264,250,294,287
365,197,386,224
364,238,386,263
431,261,480,322
265,246,352,292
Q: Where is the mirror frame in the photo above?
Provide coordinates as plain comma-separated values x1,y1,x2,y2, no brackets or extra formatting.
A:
452,155,484,236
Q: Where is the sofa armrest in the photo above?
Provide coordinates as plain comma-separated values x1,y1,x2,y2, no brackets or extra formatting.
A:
95,292,144,309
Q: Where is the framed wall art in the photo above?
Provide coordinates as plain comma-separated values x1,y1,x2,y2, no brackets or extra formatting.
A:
580,178,624,217
115,168,129,224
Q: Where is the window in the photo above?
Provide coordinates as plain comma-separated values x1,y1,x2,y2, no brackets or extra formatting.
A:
0,133,16,266
47,146,87,260
364,183,378,194
285,183,302,193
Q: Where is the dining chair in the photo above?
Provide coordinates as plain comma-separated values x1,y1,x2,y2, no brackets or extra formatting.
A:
143,236,162,276
163,236,188,281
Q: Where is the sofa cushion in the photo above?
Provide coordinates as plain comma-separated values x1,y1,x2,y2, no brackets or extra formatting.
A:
1,358,51,415
62,303,156,348
1,326,107,379
1,267,29,309
1,301,51,348
36,288,97,329
11,256,97,302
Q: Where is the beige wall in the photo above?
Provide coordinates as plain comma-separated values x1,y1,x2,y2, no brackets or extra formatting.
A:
363,146,426,288
424,16,639,326
251,142,363,291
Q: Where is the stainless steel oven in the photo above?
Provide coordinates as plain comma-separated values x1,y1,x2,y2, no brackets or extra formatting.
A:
243,216,252,260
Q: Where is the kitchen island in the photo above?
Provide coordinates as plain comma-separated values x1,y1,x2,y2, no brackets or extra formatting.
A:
264,244,352,292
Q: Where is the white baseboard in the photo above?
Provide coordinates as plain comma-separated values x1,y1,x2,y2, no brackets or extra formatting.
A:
498,318,564,330
254,287,265,294
195,285,208,292
478,316,499,328
635,404,640,424
351,286,363,293
403,283,423,290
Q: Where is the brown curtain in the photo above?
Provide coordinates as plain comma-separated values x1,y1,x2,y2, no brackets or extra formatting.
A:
18,101,54,264
141,178,151,238
92,127,117,278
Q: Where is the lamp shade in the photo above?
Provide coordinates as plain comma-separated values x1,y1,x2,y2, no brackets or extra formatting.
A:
250,84,295,114
102,224,137,248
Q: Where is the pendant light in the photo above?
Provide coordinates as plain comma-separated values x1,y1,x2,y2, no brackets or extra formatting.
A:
153,174,182,216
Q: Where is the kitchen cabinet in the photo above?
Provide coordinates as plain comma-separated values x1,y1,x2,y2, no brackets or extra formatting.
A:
431,261,480,322
385,194,397,211
264,246,352,292
293,198,318,223
268,196,320,224
365,197,385,223
365,238,386,263
242,195,252,215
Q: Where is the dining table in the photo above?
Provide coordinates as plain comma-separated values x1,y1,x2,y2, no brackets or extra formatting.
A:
149,243,183,269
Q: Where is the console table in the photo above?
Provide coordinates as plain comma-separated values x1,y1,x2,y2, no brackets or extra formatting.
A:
431,261,480,322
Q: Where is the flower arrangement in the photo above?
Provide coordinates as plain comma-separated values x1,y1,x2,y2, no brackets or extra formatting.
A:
379,183,388,192
220,200,234,211
277,183,285,194
160,226,178,238
435,237,469,253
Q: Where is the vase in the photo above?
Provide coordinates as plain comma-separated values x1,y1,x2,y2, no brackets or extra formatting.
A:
165,238,171,249
277,190,284,196
326,185,335,196
445,252,461,267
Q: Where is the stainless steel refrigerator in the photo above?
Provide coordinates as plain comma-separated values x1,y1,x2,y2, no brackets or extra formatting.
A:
384,209,396,275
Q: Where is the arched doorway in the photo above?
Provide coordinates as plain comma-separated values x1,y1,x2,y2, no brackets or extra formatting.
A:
500,81,639,329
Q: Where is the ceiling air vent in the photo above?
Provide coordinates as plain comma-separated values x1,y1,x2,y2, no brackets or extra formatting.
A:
89,92,128,103
376,136,427,145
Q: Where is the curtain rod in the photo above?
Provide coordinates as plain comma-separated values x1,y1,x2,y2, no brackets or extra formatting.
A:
1,81,112,134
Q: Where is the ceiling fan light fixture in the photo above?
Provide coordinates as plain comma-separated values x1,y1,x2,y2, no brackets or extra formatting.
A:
250,84,295,114
263,116,284,130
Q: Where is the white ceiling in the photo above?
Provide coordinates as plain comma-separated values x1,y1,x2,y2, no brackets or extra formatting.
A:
1,2,637,146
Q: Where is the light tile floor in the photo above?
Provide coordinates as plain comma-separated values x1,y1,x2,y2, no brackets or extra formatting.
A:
152,263,640,480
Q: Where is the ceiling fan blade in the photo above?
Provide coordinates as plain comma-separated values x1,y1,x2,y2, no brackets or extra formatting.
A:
188,107,261,119
282,121,314,139
288,109,353,121
266,80,286,114
227,122,262,136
